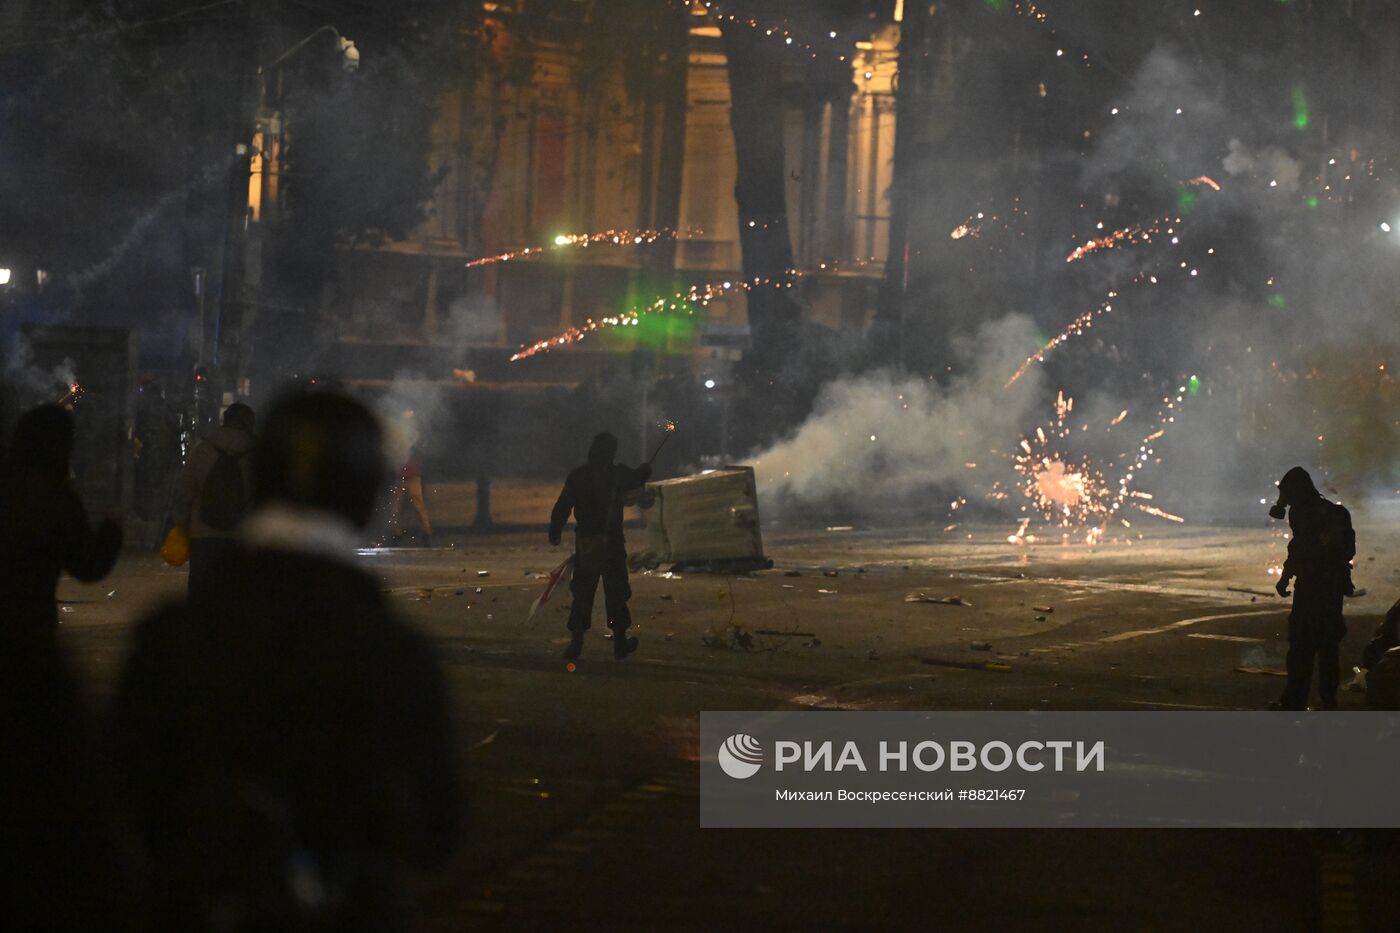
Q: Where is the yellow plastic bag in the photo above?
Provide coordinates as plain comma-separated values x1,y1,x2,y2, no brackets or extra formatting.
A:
160,525,191,566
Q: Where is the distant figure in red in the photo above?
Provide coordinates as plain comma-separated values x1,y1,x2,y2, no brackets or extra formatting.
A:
387,409,432,547
1268,466,1355,710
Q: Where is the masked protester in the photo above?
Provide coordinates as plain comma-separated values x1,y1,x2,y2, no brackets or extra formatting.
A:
1268,466,1355,710
548,432,651,660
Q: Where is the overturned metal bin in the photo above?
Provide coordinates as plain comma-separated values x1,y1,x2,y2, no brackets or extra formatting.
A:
630,466,771,573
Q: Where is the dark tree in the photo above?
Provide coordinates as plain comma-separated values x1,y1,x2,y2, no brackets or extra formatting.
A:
718,4,804,384
0,0,477,376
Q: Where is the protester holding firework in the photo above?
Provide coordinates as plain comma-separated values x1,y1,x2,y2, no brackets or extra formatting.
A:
0,404,122,636
548,431,653,660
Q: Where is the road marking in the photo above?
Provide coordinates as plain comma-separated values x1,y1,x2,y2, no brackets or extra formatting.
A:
1185,633,1264,643
1099,608,1282,644
949,570,1290,605
1127,701,1255,710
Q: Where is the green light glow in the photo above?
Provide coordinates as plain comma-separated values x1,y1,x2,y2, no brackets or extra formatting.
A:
1306,196,1319,209
1187,375,1201,397
1177,189,1198,212
1292,85,1309,129
1268,293,1286,308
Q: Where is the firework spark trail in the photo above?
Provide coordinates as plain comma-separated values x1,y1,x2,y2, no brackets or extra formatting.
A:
508,258,880,361
947,201,1032,241
1189,175,1221,191
464,227,695,269
1064,220,1165,263
1007,215,1201,388
1004,286,1126,387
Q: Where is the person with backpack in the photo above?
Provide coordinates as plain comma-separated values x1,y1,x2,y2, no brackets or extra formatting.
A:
548,431,651,661
1268,466,1356,710
173,402,254,600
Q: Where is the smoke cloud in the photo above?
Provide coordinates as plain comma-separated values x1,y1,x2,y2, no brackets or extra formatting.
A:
751,315,1044,511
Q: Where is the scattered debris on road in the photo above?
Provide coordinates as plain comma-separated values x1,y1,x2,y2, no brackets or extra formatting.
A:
905,593,972,606
703,623,755,650
921,656,1011,672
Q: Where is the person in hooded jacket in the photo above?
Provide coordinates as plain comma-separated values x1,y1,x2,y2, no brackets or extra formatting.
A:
173,402,254,599
1268,466,1356,710
549,431,651,660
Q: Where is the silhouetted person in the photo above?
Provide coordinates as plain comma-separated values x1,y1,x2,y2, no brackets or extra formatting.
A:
114,392,459,932
0,404,126,929
0,404,123,635
549,431,651,660
173,401,255,599
1269,466,1355,710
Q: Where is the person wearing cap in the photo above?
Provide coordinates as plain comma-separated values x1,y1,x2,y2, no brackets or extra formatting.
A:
1268,466,1356,710
548,431,651,660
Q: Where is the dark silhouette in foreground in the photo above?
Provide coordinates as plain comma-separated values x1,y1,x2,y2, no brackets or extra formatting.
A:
1361,596,1400,708
1268,466,1355,710
0,404,127,929
114,392,459,932
0,404,123,635
549,431,651,660
173,401,255,600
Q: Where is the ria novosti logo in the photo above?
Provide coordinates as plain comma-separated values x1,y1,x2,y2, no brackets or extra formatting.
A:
717,733,764,779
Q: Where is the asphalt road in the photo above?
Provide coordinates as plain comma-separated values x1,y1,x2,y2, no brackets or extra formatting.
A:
52,517,1400,931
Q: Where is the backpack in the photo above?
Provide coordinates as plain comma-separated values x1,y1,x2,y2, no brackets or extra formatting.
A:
199,448,248,531
1320,501,1356,587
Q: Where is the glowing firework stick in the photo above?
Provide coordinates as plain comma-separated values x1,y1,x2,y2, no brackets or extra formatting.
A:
57,382,85,407
647,421,677,463
528,555,575,621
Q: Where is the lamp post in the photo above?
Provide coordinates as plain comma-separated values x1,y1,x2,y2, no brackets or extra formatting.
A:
214,21,358,401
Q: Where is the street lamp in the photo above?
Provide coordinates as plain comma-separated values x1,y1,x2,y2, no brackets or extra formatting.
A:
269,25,359,72
214,24,359,397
